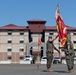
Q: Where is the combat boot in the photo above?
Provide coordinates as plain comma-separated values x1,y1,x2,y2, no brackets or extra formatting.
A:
47,68,53,72
66,69,74,73
69,69,74,72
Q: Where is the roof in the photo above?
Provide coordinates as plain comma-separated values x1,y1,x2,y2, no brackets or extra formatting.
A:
66,25,76,30
27,19,46,33
27,19,46,24
45,26,56,30
44,25,76,31
0,24,29,30
0,22,76,32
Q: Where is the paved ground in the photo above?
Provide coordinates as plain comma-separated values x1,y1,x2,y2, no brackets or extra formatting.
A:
0,64,76,75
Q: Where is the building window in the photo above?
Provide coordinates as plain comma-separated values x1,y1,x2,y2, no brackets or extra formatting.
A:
73,32,76,35
8,40,12,43
8,39,12,43
8,49,12,52
20,57,24,60
20,49,24,52
20,39,24,43
74,49,76,51
20,40,24,43
8,56,12,60
29,34,32,42
73,41,76,43
30,47,32,55
8,31,12,35
49,32,53,35
20,31,24,35
41,47,43,50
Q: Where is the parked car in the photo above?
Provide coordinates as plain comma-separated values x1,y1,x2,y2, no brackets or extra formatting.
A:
41,56,47,64
41,56,62,64
24,55,33,64
74,56,76,64
53,57,61,64
61,56,76,64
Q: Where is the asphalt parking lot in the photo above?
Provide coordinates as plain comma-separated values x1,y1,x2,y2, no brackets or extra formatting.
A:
0,64,76,75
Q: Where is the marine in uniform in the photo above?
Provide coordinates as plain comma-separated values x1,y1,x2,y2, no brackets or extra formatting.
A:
46,35,60,72
64,32,75,73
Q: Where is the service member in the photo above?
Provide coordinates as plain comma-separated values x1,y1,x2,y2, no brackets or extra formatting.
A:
64,32,75,73
46,35,60,72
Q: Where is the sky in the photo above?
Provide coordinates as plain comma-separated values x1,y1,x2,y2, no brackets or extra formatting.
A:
0,0,76,27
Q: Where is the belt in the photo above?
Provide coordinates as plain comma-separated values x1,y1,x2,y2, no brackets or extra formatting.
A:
46,51,53,54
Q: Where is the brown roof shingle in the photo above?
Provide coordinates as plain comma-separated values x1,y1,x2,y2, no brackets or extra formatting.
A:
44,25,76,31
0,24,29,30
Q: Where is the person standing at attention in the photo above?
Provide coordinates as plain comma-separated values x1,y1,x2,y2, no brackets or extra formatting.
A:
63,32,75,73
46,35,60,72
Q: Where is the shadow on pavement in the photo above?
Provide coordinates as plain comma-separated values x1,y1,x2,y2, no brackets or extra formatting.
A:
53,70,69,73
42,70,72,73
42,70,48,72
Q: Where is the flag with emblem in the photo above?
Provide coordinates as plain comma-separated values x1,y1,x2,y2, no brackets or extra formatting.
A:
38,35,42,46
55,5,68,47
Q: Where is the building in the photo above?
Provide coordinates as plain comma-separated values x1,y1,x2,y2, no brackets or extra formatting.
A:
0,19,76,64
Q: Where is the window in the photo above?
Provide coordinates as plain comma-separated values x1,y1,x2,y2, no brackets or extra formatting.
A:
20,49,24,52
20,57,24,60
30,47,32,55
8,49,12,52
30,47,32,50
20,40,24,43
8,56,12,60
73,41,76,43
41,47,43,50
8,39,12,43
74,49,76,51
73,32,76,35
29,34,32,42
49,32,53,35
8,31,12,35
20,39,24,43
8,40,12,43
20,47,24,51
20,31,24,35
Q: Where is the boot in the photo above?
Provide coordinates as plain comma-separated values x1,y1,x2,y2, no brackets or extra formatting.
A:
69,69,74,72
66,69,74,73
47,68,53,72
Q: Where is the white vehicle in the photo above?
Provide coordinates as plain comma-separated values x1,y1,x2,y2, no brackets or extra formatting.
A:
53,57,61,64
24,55,33,64
74,56,76,64
62,56,76,64
41,56,47,64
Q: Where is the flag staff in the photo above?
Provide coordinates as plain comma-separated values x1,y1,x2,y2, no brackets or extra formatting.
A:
56,5,61,58
37,34,42,69
58,5,61,58
37,45,40,69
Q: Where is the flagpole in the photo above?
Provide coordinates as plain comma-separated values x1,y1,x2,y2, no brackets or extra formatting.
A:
37,45,40,69
37,34,41,69
56,5,61,58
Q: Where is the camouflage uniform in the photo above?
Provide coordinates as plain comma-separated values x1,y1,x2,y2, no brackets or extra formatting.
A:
46,35,59,72
64,38,75,71
46,40,53,70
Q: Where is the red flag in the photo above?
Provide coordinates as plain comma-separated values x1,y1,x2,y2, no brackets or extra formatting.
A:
38,35,42,46
55,5,68,47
